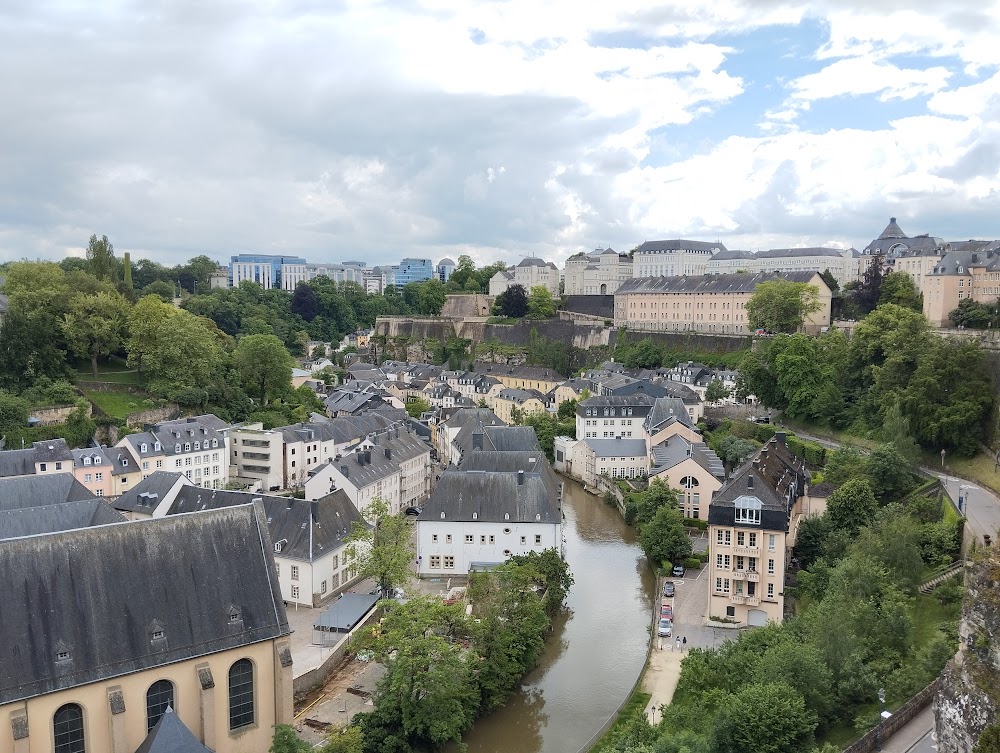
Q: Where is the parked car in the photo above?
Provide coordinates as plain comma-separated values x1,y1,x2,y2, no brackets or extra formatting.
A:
660,604,672,620
657,618,673,638
671,564,686,578
404,506,422,516
662,581,675,598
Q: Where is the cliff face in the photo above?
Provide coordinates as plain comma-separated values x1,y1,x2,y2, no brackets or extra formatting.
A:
935,548,1000,752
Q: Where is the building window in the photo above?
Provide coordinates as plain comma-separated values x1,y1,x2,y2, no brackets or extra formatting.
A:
735,506,761,525
146,679,175,732
465,534,474,543
444,556,455,569
749,532,757,547
432,534,438,543
94,473,103,481
430,555,441,568
521,535,527,544
291,585,300,598
228,659,255,730
768,534,776,550
767,583,775,599
84,474,92,483
291,566,299,581
489,535,496,544
53,703,85,753
724,530,731,546
768,558,775,574
321,580,328,594
480,535,486,544
736,531,745,546
446,534,452,544
534,535,542,545
40,463,47,472
716,529,723,545
716,554,723,568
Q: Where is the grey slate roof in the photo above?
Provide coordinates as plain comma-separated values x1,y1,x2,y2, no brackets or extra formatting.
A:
635,239,727,254
420,470,560,524
483,426,542,453
0,499,126,540
134,707,211,753
709,249,755,261
758,247,846,259
31,439,74,464
929,243,1000,276
497,388,547,403
583,438,648,458
0,448,34,477
0,293,7,315
645,397,696,431
0,474,97,510
459,450,561,502
616,271,822,295
878,217,906,239
650,435,724,479
0,504,289,704
166,487,365,562
112,471,188,514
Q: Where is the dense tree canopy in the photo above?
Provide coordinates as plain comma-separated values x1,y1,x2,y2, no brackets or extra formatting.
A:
746,280,822,333
493,283,529,318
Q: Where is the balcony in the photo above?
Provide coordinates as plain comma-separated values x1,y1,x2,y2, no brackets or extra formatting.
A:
729,594,746,604
734,546,759,556
242,439,270,448
733,570,761,582
746,596,761,606
244,464,271,474
243,452,270,461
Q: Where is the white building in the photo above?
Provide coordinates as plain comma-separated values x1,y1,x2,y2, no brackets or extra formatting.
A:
415,465,562,576
571,438,649,486
117,414,230,489
564,248,633,295
576,395,656,440
489,257,561,298
633,240,723,278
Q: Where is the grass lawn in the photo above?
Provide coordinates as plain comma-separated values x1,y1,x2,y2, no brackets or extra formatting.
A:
922,450,1000,497
82,389,159,420
74,357,144,385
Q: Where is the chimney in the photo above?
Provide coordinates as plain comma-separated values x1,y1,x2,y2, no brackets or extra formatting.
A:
774,431,786,446
890,216,896,223
385,447,392,459
311,500,319,525
365,450,372,464
518,470,525,485
357,452,363,465
341,465,349,478
473,431,483,451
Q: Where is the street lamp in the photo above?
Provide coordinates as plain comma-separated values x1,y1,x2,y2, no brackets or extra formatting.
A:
959,484,978,514
875,687,886,751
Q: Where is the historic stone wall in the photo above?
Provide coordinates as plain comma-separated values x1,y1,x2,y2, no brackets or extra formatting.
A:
934,547,1000,752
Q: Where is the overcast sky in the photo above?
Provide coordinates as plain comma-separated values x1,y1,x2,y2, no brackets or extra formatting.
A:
2,0,999,269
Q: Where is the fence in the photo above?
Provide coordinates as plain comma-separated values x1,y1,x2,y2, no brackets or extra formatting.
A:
843,678,941,753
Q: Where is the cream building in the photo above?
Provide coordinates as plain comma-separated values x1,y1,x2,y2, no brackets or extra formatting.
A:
489,257,561,298
707,433,808,627
861,217,947,294
490,388,548,424
744,247,859,288
117,414,230,489
923,241,1000,327
633,239,722,277
564,248,633,295
614,271,832,336
649,435,725,520
0,504,293,753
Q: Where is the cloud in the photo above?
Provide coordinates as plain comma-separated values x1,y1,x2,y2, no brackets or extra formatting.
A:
0,0,999,270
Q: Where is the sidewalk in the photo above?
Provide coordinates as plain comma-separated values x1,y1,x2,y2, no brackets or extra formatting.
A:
880,705,935,753
642,640,685,722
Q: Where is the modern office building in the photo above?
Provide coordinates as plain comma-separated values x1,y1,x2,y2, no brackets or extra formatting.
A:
230,254,307,290
392,258,435,286
438,258,457,282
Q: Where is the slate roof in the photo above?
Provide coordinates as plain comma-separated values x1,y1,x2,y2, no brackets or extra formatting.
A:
616,271,822,295
929,244,1000,276
878,217,906,239
134,707,211,753
497,388,547,404
483,426,542,452
0,504,289,704
0,499,126,540
112,471,189,514
649,435,724,479
709,249,755,261
459,450,561,502
0,448,34,477
420,470,560,524
635,240,727,254
72,445,139,477
583,438,648,458
708,433,806,531
645,397,696,431
472,364,562,381
0,475,97,510
31,439,74,464
166,487,365,562
758,247,846,259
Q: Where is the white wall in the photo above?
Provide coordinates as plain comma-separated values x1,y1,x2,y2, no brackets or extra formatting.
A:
416,519,561,575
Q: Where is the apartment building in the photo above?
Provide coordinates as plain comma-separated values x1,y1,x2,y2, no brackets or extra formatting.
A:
707,432,807,626
633,239,723,278
923,241,1000,327
649,435,725,519
576,394,656,440
70,445,141,498
491,388,548,424
473,364,564,394
0,438,74,478
489,257,561,298
614,271,832,336
229,253,307,290
704,249,755,275
564,247,633,295
861,217,947,293
117,415,230,489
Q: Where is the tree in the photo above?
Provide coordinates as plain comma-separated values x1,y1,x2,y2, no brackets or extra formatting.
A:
0,308,71,391
0,391,30,433
714,436,759,472
948,298,994,329
879,272,922,312
639,504,692,565
711,682,817,753
854,255,885,315
86,234,117,282
753,642,835,727
625,479,681,526
1,261,72,316
705,378,731,404
233,334,294,405
557,398,578,421
864,443,914,503
493,284,529,318
141,280,176,302
291,281,318,321
144,311,227,395
345,497,414,597
823,446,867,486
61,292,129,379
622,338,663,369
879,401,921,464
270,724,310,753
127,295,175,372
527,286,556,319
826,478,878,535
819,269,840,295
746,280,822,334
318,726,364,753
406,396,431,418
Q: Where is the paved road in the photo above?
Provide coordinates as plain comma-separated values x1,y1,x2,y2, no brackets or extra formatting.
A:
879,706,937,753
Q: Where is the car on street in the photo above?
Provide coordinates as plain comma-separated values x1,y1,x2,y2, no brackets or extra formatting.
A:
662,581,675,597
404,506,422,516
671,564,686,578
660,604,672,620
657,618,672,638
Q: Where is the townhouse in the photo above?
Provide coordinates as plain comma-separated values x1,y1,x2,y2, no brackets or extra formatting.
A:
491,388,548,424
923,241,1000,327
576,394,655,440
0,438,74,478
116,414,230,489
489,257,561,298
70,445,141,498
649,434,725,520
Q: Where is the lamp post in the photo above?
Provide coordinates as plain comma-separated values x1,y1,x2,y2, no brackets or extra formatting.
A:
875,687,886,751
958,484,977,515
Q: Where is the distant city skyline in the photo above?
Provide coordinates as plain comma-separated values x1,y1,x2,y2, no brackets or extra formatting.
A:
1,2,997,268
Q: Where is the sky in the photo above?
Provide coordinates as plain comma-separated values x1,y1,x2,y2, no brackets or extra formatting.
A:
1,0,999,270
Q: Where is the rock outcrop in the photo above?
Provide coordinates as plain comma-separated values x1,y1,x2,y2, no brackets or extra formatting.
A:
935,547,1000,752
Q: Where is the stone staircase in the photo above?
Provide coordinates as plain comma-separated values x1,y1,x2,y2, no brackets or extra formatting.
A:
918,560,965,595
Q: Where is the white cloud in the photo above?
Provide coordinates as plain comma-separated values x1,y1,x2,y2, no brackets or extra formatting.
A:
789,58,952,103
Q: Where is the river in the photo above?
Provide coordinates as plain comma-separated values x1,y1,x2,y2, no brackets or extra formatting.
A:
459,478,655,753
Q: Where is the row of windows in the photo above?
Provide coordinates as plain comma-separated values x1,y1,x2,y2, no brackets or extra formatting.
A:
51,660,255,753
714,578,776,599
715,530,777,549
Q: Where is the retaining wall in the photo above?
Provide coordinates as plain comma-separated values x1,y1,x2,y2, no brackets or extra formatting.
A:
843,678,940,753
292,605,383,698
30,404,90,425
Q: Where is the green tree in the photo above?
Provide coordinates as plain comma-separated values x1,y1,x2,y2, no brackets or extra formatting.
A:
319,726,364,753
144,311,227,395
126,295,175,372
493,284,529,318
753,642,835,728
291,281,318,321
864,443,914,503
622,338,663,369
345,496,414,597
879,271,922,312
640,504,692,565
61,292,129,379
1,261,72,316
557,398,578,421
826,478,878,534
948,298,994,329
86,233,118,282
141,280,176,302
746,280,822,334
0,390,30,433
879,401,921,464
711,682,817,753
714,436,759,473
233,334,294,405
406,396,431,418
823,446,867,486
705,378,731,404
0,309,71,391
270,724,310,753
527,286,556,319
853,255,885,315
625,479,680,526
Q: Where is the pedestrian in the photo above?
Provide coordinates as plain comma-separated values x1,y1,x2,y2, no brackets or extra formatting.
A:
682,636,687,649
675,637,681,652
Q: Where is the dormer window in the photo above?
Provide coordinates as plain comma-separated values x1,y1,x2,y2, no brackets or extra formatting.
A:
140,443,148,453
212,439,218,448
152,629,164,640
94,457,101,465
184,443,191,452
56,649,70,661
175,444,181,453
154,442,161,452
228,609,241,623
83,457,91,466
122,458,128,467
194,441,200,450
